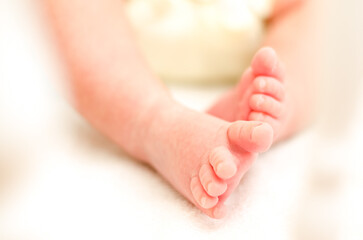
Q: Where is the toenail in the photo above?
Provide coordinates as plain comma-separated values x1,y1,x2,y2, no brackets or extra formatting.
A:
216,163,236,179
206,182,213,194
207,182,221,196
201,197,207,207
256,95,264,107
210,182,227,196
259,79,266,89
251,124,264,142
216,164,223,175
268,49,278,74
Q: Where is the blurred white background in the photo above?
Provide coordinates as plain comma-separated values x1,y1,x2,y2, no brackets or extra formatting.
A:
0,0,362,239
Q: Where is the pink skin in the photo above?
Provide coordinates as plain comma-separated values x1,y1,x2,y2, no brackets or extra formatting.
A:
208,0,320,142
44,0,275,219
208,47,287,140
44,0,320,218
146,104,273,218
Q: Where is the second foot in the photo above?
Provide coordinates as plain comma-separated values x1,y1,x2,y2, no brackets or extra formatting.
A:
208,47,287,140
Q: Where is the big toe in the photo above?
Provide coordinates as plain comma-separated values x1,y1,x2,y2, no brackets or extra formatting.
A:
251,47,284,80
227,121,273,153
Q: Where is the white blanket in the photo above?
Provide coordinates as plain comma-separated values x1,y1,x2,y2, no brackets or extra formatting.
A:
1,1,362,239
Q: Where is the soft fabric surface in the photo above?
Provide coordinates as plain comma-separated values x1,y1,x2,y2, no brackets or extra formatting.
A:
0,1,362,239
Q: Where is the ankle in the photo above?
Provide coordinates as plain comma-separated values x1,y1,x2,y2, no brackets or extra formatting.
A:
126,94,181,162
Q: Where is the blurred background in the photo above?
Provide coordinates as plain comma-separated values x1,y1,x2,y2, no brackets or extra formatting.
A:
0,0,362,239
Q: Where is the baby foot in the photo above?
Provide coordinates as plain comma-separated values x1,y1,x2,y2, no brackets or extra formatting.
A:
189,121,273,218
208,47,286,140
144,106,273,218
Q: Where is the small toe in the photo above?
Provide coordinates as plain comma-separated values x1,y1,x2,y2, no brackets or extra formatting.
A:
190,177,218,209
253,76,285,100
227,121,273,153
251,47,285,80
212,204,228,219
199,164,227,197
209,146,237,180
249,94,283,118
199,202,228,219
204,203,228,219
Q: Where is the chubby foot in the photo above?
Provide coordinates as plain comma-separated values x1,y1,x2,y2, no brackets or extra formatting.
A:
189,121,272,218
145,105,273,218
208,47,287,140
